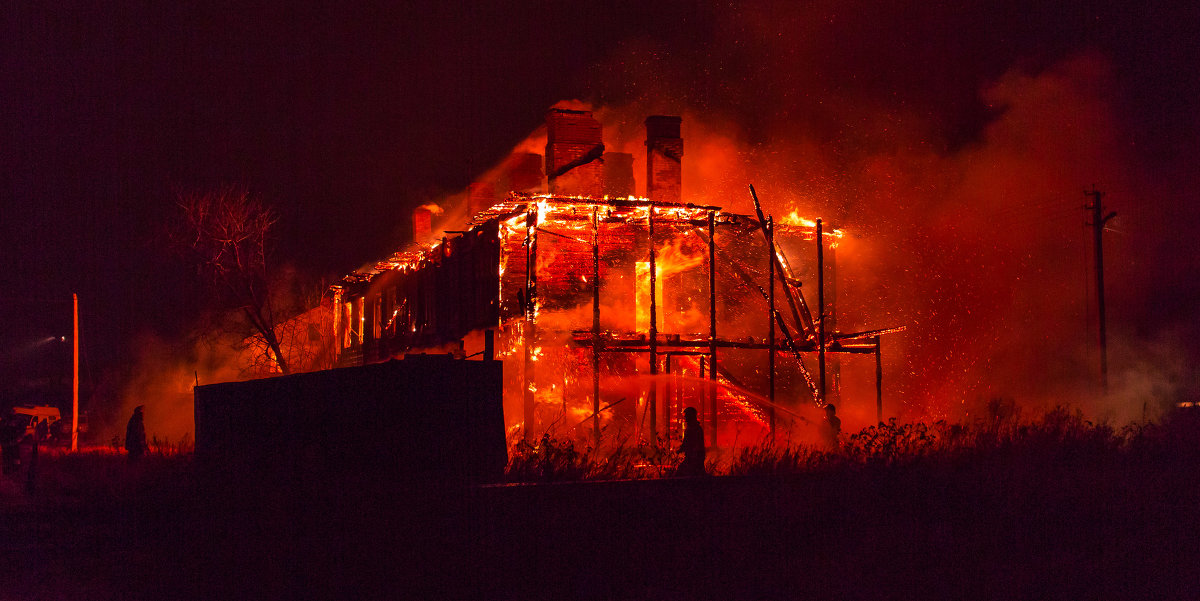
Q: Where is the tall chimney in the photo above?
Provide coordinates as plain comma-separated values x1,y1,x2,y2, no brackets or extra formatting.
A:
545,108,604,196
645,115,683,204
412,206,433,242
603,152,635,197
467,181,496,219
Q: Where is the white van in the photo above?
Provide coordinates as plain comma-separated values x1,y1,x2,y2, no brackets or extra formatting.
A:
11,406,62,441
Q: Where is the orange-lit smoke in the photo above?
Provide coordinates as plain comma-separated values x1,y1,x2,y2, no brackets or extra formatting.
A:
110,331,241,445
458,50,1193,433
113,288,335,445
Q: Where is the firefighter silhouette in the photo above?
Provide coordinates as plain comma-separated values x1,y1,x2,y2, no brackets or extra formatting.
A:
0,415,22,474
677,406,706,477
125,406,147,462
822,403,841,449
26,419,50,492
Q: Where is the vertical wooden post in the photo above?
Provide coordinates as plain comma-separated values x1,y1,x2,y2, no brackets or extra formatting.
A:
664,354,673,442
707,211,718,447
874,336,883,424
449,235,460,342
699,356,706,430
523,207,538,440
332,287,344,363
1086,189,1115,392
826,237,840,405
767,216,776,439
816,219,826,405
648,205,658,443
72,293,79,452
591,208,602,445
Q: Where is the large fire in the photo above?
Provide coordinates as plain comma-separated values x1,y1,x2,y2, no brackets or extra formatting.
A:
326,107,922,452
322,78,1173,452
333,169,889,452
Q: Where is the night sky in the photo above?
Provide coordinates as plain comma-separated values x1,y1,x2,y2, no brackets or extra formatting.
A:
4,2,1198,415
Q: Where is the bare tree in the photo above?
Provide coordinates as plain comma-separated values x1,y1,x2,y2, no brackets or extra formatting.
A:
236,272,337,377
172,185,291,374
239,302,335,376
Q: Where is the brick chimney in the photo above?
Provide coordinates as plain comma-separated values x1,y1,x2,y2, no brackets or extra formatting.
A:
645,115,683,204
545,108,604,196
467,181,496,219
412,206,433,242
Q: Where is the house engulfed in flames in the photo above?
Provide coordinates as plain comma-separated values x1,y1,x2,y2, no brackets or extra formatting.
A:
331,108,892,447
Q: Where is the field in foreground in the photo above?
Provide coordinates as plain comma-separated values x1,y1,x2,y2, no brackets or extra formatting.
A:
2,408,1199,600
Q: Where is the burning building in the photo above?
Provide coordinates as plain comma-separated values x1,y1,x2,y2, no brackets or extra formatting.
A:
331,108,894,447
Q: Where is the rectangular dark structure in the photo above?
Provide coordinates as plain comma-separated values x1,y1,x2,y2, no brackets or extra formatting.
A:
195,355,505,486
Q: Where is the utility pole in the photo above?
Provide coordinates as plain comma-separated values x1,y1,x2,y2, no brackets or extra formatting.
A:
1085,189,1116,392
72,293,79,452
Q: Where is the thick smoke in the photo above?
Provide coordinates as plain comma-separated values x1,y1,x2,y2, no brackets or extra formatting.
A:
113,268,332,445
475,37,1198,427
580,4,1200,427
111,331,242,446
255,6,1200,439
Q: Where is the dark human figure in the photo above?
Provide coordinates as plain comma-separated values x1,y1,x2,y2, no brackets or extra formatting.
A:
125,406,147,462
677,406,706,477
822,403,841,449
27,419,48,492
0,415,22,475
49,418,66,445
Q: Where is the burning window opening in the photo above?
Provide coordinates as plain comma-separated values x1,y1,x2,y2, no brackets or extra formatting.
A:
328,110,899,452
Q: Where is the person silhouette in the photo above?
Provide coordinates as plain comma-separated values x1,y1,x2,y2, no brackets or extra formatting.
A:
677,406,706,477
821,403,841,449
27,418,50,492
125,406,147,462
0,415,21,474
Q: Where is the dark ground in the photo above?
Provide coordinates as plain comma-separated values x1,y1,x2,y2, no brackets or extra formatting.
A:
2,436,1199,600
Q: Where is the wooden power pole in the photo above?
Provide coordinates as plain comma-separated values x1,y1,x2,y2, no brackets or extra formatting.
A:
1085,189,1116,392
72,293,79,452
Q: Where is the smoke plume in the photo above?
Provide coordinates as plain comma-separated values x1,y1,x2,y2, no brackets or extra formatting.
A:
462,29,1199,427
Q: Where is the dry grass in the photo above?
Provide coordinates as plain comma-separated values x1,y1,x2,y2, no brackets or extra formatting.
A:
505,433,679,481
9,407,1197,490
503,405,1200,482
0,438,197,508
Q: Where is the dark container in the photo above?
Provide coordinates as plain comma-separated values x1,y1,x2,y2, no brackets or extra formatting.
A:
195,355,505,489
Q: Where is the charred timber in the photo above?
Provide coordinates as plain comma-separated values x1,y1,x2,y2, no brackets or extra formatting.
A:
708,210,719,446
569,333,880,354
696,229,819,398
750,185,816,342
